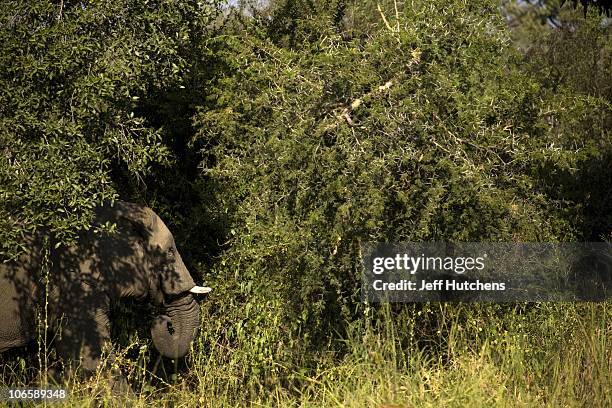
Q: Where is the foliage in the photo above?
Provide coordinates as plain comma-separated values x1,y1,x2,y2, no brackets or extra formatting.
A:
0,0,219,258
511,2,612,239
0,0,610,405
503,1,612,239
2,303,609,407
191,0,610,378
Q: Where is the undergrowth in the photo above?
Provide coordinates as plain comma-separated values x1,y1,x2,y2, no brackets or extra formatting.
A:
1,302,609,407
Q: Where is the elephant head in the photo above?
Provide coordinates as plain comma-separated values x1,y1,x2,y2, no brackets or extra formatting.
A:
111,201,211,360
0,200,211,377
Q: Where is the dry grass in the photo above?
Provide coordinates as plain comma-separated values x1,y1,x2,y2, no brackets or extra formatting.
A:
1,303,610,407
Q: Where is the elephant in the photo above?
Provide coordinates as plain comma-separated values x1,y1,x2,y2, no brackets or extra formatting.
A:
0,201,211,377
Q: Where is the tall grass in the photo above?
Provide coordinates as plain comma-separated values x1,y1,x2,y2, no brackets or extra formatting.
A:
0,303,609,407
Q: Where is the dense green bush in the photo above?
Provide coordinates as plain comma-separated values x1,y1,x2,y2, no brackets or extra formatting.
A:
515,5,612,240
0,0,219,258
191,0,610,379
1,0,609,401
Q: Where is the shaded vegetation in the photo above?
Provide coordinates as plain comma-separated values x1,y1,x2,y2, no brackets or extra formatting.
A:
0,0,610,406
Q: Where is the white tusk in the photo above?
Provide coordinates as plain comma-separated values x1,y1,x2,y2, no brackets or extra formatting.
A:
189,285,212,294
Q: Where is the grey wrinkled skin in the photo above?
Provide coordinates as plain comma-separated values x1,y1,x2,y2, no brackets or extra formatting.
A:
0,201,201,376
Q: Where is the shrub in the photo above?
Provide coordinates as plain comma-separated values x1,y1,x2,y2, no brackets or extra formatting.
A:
192,0,608,378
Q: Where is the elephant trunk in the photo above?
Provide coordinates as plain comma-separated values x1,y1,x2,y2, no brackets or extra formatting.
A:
150,294,200,359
